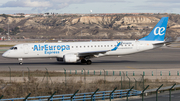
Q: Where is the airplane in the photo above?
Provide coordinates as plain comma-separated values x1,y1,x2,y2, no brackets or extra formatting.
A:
2,17,169,65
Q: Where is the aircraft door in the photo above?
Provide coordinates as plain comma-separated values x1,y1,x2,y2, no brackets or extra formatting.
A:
23,44,29,54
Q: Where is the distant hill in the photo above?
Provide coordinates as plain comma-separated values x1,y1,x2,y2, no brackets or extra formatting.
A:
0,13,180,40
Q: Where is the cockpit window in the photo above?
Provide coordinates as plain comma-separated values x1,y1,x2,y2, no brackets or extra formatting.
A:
14,47,17,50
10,47,14,50
10,47,17,50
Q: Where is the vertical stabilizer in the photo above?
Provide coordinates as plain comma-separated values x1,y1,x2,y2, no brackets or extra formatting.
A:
139,17,168,41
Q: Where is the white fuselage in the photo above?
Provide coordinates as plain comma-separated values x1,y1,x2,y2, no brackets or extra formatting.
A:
2,40,163,59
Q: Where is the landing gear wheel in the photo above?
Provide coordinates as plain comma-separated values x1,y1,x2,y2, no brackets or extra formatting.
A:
86,60,92,65
81,59,87,63
18,58,23,65
19,62,23,65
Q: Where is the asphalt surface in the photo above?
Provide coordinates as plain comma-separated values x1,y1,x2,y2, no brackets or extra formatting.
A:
0,47,180,71
1,46,180,101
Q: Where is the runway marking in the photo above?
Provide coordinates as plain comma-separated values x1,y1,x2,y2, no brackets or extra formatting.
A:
126,66,137,69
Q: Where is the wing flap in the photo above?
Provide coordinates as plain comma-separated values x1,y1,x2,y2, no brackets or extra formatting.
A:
78,50,108,56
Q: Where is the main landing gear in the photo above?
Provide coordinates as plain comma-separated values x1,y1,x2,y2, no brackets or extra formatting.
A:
18,58,23,65
81,59,92,65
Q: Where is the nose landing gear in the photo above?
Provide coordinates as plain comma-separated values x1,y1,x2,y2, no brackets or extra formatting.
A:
18,58,23,65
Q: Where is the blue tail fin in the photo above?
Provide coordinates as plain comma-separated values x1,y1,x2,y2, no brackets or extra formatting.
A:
139,17,168,41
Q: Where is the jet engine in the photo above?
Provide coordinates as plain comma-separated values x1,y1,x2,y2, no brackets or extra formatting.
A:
63,54,79,63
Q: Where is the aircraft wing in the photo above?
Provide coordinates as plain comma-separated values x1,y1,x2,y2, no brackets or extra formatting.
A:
78,50,108,56
77,42,121,57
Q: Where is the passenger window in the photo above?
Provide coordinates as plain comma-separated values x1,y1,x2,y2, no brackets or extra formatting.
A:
76,46,78,48
84,46,86,48
107,45,109,47
72,46,73,48
104,45,106,47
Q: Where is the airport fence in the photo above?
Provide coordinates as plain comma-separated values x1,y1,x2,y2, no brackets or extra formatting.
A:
1,67,180,91
60,69,180,90
0,84,179,101
0,67,180,100
0,89,141,101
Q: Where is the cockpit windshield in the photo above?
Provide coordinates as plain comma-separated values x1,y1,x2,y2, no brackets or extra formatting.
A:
10,47,17,50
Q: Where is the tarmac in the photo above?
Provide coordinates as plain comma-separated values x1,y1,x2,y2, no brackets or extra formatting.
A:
0,44,180,83
1,42,180,100
0,46,180,71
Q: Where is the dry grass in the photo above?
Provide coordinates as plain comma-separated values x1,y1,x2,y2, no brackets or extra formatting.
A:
0,77,177,99
0,71,64,77
0,71,88,77
0,78,122,98
0,45,14,47
0,71,178,98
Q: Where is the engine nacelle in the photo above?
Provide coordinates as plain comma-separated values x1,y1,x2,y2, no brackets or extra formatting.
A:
63,54,78,63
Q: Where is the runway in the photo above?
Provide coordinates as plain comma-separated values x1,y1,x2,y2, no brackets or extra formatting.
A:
0,47,180,71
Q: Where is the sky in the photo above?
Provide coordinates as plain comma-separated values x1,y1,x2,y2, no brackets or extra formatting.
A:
0,0,179,14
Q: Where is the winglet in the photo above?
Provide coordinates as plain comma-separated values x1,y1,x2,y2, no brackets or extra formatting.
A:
111,42,121,51
139,17,168,41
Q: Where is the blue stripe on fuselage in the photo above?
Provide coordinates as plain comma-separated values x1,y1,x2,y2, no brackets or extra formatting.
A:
111,42,121,51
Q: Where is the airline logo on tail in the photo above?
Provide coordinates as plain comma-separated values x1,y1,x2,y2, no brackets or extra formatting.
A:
154,27,165,36
139,17,168,41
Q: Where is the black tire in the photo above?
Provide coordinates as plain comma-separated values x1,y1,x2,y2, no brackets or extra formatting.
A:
81,59,87,63
86,60,92,65
19,62,23,65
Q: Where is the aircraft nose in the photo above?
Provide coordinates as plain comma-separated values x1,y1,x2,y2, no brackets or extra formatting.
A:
2,52,8,57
